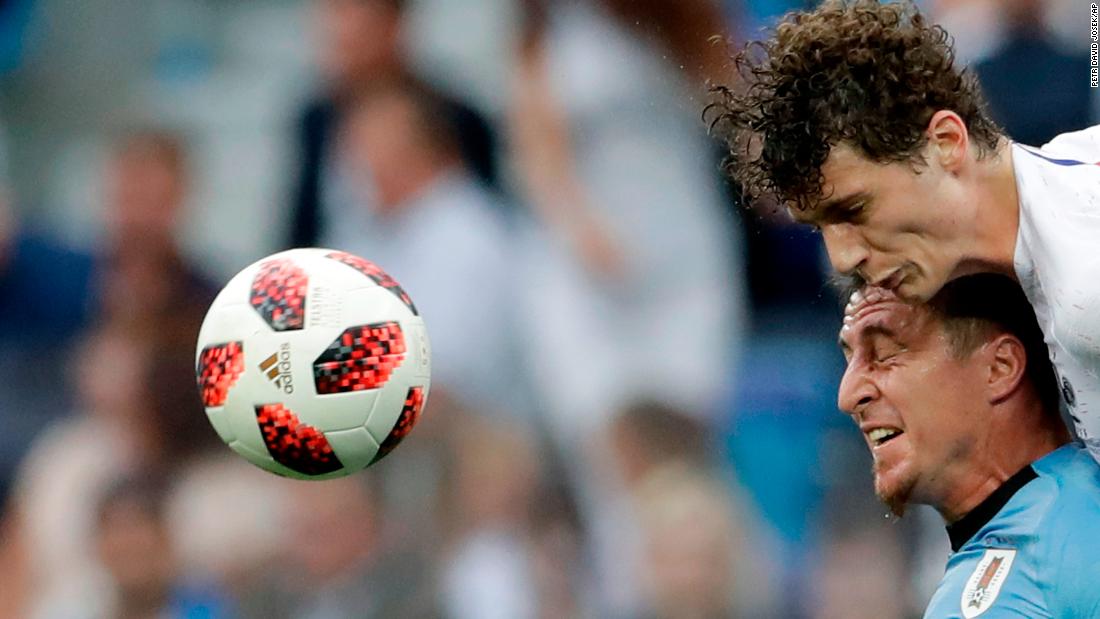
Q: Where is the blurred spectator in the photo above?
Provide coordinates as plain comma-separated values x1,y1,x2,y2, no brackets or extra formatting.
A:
812,434,914,619
0,118,96,493
288,0,498,250
0,127,213,498
610,401,781,619
523,467,588,619
165,453,296,593
335,79,523,417
811,521,910,619
511,0,744,439
92,180,281,600
0,114,91,619
974,0,1094,146
439,413,542,619
8,318,221,618
90,474,231,619
10,323,155,617
95,129,217,337
926,0,1004,64
508,3,746,614
633,464,745,619
608,400,710,488
238,474,441,619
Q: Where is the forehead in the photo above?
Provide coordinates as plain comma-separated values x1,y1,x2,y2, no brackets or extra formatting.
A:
789,144,876,224
821,143,873,184
839,298,934,350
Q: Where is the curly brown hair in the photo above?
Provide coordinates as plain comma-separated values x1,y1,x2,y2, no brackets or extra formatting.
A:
705,0,1002,210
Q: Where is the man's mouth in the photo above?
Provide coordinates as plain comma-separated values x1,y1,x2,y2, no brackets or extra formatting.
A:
868,427,903,447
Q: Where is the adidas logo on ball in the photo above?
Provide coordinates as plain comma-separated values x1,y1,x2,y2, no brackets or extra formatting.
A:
259,343,294,394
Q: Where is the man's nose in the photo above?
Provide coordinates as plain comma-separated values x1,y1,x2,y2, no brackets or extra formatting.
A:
837,361,877,416
822,223,870,278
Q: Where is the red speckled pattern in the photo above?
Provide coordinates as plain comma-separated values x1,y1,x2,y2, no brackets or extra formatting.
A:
313,322,407,394
250,258,308,331
196,342,245,407
255,403,343,475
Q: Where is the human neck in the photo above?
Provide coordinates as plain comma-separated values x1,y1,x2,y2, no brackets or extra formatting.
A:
934,421,1065,524
951,140,1021,281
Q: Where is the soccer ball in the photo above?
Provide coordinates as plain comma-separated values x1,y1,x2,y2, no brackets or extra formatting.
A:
194,248,431,480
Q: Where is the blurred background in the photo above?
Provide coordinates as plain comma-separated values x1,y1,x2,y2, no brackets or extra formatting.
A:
0,0,1094,617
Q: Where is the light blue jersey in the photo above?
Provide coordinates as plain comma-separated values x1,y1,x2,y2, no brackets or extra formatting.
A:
924,444,1100,618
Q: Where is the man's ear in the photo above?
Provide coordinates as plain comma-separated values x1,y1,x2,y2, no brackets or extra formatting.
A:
926,110,970,173
986,334,1027,404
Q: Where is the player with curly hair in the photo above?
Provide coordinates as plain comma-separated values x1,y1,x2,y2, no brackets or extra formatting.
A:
708,0,1100,460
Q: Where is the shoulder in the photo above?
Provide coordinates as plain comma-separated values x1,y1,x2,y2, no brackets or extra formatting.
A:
1040,125,1100,161
1013,123,1100,173
1027,445,1100,617
925,446,1100,618
1012,128,1100,288
1020,447,1100,559
1030,442,1100,484
1012,125,1100,197
1003,445,1100,550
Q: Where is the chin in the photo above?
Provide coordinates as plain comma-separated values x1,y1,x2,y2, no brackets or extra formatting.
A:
873,464,917,517
877,488,911,517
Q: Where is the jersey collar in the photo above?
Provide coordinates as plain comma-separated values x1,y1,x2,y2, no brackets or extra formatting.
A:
945,465,1038,552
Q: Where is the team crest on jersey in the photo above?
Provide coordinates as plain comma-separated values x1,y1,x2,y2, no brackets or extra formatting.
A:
960,548,1016,618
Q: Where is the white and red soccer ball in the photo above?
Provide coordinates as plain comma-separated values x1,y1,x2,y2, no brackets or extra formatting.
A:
194,248,431,480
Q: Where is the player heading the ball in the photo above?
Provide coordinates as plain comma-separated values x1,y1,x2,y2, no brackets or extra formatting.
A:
708,0,1100,459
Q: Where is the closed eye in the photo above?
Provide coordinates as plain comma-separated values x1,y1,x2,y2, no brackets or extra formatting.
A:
842,201,868,224
873,346,905,364
816,192,873,225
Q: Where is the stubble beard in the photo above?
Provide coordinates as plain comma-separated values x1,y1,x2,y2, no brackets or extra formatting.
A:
873,459,916,518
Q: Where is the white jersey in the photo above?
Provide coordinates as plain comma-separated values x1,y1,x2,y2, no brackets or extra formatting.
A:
1013,125,1100,460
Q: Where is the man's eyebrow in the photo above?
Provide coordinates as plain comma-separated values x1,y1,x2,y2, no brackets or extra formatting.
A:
795,191,871,225
838,322,898,354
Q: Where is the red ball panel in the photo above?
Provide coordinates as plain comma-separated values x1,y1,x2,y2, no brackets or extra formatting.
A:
255,403,343,476
250,258,308,331
312,322,407,394
196,342,245,407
